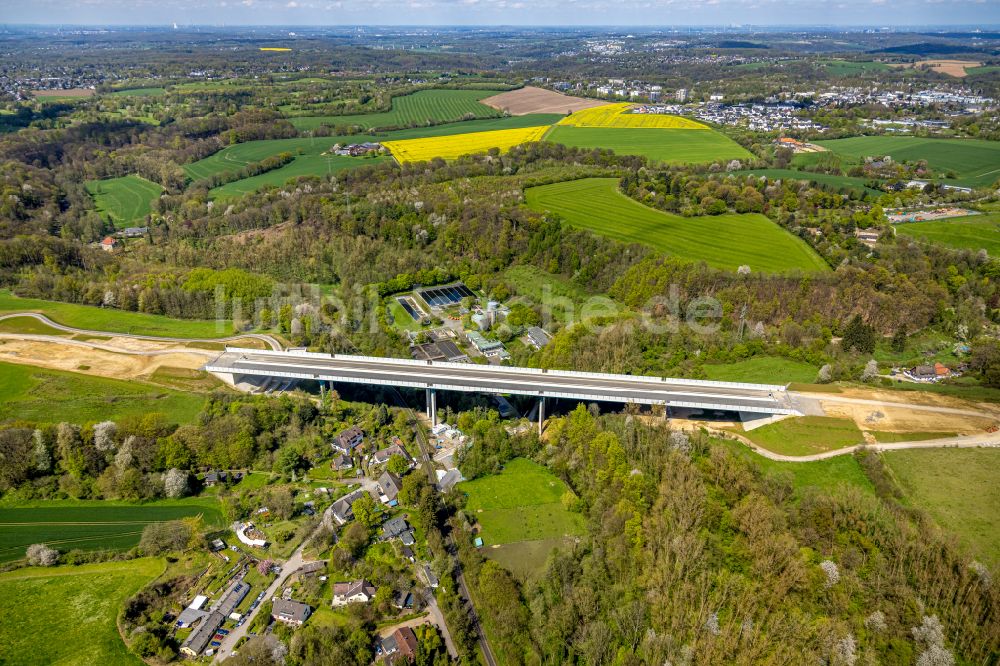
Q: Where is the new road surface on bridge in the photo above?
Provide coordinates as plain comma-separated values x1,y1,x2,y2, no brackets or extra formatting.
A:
205,348,798,416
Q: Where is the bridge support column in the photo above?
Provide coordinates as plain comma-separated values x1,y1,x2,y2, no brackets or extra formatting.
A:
538,397,545,436
431,389,438,427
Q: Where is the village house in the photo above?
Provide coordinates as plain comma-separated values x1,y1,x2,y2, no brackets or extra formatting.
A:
331,452,354,471
332,579,377,607
381,516,414,545
329,489,368,525
203,469,227,486
100,236,118,252
371,440,413,467
271,598,312,626
392,590,415,610
332,425,365,454
377,471,404,505
423,565,439,589
380,626,418,662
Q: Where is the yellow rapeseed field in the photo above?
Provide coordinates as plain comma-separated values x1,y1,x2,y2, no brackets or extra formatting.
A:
384,125,550,164
557,103,708,129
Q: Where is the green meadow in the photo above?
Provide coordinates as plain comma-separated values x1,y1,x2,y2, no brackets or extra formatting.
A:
739,416,864,457
458,458,586,546
0,289,232,337
818,59,891,76
287,88,502,130
814,136,1000,188
703,356,819,384
545,125,752,164
524,178,828,273
896,212,1000,255
0,558,164,665
0,361,208,425
740,168,880,196
85,175,164,227
107,87,167,97
0,499,223,562
715,439,874,497
884,448,1000,568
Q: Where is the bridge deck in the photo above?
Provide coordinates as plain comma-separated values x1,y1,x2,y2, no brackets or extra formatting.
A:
205,348,799,415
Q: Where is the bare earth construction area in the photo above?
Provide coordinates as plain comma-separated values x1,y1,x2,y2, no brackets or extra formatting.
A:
481,86,608,115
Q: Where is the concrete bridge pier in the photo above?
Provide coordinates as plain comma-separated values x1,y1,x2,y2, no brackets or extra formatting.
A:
426,388,438,427
538,396,545,436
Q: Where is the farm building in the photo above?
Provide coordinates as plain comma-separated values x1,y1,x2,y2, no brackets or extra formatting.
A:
524,326,552,349
332,579,377,606
100,236,119,252
332,425,365,454
180,611,224,657
214,580,251,619
272,598,312,626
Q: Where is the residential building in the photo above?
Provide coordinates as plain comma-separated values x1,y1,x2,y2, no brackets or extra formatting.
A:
330,489,367,525
392,590,414,610
204,470,227,486
100,236,118,252
423,565,439,589
381,626,418,660
332,425,364,454
382,516,410,539
332,579,377,606
377,471,404,504
436,468,464,493
272,598,312,626
331,452,353,471
371,441,413,467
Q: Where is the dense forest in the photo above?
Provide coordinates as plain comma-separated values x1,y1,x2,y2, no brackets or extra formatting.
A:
452,407,999,665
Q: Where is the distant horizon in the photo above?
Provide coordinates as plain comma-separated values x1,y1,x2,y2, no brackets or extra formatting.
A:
4,23,1000,29
1,0,999,30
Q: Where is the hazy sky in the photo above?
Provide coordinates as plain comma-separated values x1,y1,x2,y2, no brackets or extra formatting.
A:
1,0,998,27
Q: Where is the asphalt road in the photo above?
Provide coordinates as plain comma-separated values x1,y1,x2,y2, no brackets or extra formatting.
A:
207,350,795,414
